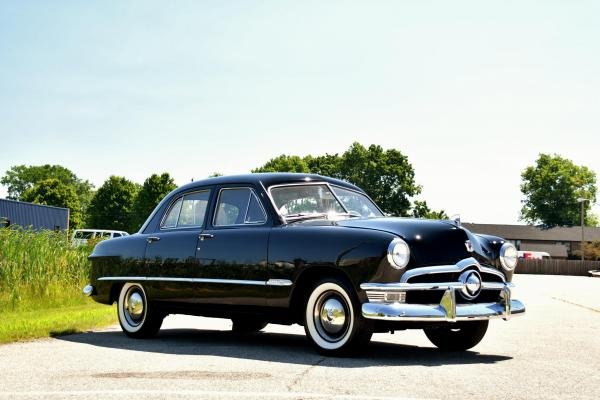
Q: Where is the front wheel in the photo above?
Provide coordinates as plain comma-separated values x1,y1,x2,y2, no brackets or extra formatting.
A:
304,278,372,356
117,283,163,338
424,320,489,351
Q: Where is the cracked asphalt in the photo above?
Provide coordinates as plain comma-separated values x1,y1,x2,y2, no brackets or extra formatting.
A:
0,275,599,400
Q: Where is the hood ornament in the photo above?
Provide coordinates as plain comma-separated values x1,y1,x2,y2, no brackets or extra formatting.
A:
450,214,461,227
465,240,474,252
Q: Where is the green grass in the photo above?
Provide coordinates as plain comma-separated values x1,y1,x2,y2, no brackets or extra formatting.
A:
0,301,116,344
0,228,116,343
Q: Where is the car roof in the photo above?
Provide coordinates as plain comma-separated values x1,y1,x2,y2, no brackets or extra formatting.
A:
174,173,364,194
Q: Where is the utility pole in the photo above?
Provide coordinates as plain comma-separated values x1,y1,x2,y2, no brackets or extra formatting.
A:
577,198,589,261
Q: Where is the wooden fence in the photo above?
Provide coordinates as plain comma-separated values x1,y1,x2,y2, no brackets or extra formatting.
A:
516,259,600,276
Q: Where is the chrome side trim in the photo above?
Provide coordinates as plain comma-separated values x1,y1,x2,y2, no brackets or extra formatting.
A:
266,279,293,287
98,277,266,285
97,276,293,287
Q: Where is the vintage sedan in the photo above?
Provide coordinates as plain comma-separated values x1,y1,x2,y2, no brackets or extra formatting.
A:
84,173,525,355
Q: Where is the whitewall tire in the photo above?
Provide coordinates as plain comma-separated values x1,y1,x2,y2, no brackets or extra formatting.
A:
117,283,163,338
304,278,372,355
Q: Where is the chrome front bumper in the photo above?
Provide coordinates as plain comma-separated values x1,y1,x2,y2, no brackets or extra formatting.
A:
360,258,526,322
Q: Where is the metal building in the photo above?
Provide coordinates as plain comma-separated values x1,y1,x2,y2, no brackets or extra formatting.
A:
0,199,69,231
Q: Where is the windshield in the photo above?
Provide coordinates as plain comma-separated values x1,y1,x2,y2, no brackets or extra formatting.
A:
270,184,344,218
270,183,383,220
330,186,383,218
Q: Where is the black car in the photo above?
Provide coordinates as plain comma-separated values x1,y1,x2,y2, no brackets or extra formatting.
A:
84,173,525,355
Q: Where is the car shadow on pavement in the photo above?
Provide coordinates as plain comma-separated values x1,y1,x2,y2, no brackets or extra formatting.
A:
56,327,512,367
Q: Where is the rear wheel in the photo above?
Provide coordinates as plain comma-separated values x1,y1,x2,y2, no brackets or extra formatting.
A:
304,278,372,356
117,283,163,338
424,320,489,351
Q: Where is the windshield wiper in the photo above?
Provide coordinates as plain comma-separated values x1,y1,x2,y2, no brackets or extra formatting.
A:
284,212,361,223
284,212,329,222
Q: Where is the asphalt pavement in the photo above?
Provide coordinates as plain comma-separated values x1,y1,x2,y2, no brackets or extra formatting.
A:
0,274,599,400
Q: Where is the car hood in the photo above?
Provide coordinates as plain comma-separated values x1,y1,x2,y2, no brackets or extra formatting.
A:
336,217,480,267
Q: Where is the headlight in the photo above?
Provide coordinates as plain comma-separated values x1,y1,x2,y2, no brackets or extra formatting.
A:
387,238,410,269
499,243,518,271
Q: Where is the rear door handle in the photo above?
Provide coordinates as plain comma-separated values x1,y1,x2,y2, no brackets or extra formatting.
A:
199,233,214,241
147,236,160,243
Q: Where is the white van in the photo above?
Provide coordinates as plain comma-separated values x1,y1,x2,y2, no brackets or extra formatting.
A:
71,229,129,247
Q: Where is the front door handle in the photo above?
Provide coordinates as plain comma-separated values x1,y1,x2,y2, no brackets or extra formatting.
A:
199,233,214,241
147,236,160,243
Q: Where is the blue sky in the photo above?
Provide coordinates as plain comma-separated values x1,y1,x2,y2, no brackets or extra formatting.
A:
1,1,599,224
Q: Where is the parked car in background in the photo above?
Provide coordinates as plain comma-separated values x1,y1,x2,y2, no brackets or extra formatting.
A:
518,251,551,260
72,229,129,247
84,173,525,355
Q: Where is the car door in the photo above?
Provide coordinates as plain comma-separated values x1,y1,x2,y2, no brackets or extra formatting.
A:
195,186,270,306
144,188,212,303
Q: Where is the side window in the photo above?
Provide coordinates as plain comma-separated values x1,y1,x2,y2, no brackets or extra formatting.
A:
113,233,122,238
178,191,210,227
160,190,210,229
162,198,183,229
214,188,267,226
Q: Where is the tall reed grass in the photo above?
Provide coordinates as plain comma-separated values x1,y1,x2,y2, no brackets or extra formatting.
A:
0,228,93,311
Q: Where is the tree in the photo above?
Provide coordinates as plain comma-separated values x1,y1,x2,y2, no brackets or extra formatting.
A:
411,200,448,220
252,142,422,216
521,154,597,227
575,241,600,261
1,164,94,221
338,143,421,216
87,176,140,231
131,173,177,232
252,155,310,173
21,178,83,228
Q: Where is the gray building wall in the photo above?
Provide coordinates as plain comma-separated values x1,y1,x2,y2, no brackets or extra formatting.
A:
0,199,69,231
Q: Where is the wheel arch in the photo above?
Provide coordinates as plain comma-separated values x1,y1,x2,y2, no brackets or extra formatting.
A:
289,266,354,325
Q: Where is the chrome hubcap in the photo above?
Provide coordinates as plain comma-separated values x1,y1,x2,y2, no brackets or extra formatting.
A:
319,298,346,334
313,291,350,342
124,288,145,326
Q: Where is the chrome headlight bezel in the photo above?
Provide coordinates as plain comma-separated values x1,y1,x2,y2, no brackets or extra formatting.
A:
387,238,410,270
499,242,518,271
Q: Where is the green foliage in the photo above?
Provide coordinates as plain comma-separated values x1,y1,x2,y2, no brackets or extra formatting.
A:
411,200,449,220
21,178,83,229
0,229,91,309
253,155,310,173
0,228,115,343
87,176,140,231
253,142,422,216
339,143,421,216
131,173,177,232
1,164,94,227
521,154,597,227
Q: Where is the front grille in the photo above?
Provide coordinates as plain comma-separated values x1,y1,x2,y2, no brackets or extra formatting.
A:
406,270,504,284
405,289,501,305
